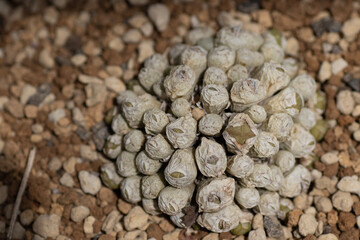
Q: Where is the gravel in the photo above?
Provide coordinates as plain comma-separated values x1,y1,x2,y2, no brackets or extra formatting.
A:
78,171,101,195
70,206,90,223
298,213,318,236
32,214,61,238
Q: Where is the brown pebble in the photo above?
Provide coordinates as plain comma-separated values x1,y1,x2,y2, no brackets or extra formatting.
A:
339,228,360,240
327,211,338,226
338,167,355,178
287,209,303,227
147,223,164,240
117,198,132,214
353,201,360,215
314,161,326,172
219,232,234,239
323,162,339,177
159,219,175,233
99,234,116,240
338,212,356,231
338,115,355,126
98,187,116,204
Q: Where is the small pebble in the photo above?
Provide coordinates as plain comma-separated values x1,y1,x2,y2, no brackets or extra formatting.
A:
13,222,25,240
124,206,149,231
49,108,66,123
342,17,360,41
248,228,266,240
147,3,170,32
20,209,34,226
332,191,354,212
20,84,37,105
32,214,61,238
353,130,360,141
39,49,54,69
48,157,62,171
314,197,333,213
337,175,360,194
317,233,340,240
80,145,98,161
298,213,318,236
336,90,355,115
78,171,101,195
105,77,126,94
70,205,90,223
318,61,331,82
252,213,263,230
108,37,125,52
84,216,96,234
59,172,75,188
102,210,122,234
263,216,284,238
320,151,339,165
331,58,348,75
71,54,87,66
123,29,142,43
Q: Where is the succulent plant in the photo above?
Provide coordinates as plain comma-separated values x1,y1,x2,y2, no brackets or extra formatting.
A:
100,25,326,233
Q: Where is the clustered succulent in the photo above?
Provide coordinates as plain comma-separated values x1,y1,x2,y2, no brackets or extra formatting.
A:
100,25,328,233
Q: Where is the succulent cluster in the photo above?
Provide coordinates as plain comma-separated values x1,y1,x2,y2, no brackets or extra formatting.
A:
100,25,328,233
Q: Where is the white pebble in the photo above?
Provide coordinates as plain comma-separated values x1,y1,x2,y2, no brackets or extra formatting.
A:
123,29,142,43
298,213,318,236
71,54,87,66
60,172,75,188
332,191,354,212
78,171,101,195
336,90,354,115
337,175,360,194
318,61,331,82
331,58,348,75
353,130,360,142
148,3,170,32
342,17,360,41
320,151,339,165
39,49,54,69
71,206,90,223
32,214,61,238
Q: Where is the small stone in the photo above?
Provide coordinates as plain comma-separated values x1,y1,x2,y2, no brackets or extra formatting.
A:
342,17,360,41
337,175,360,194
80,145,97,161
32,214,61,238
123,29,142,43
84,216,96,234
72,108,86,127
55,27,71,46
106,66,123,77
85,83,107,107
105,77,126,93
163,229,181,240
117,198,132,214
124,206,149,231
78,171,101,195
353,130,360,142
248,228,266,240
159,219,175,233
138,40,155,63
5,98,24,118
320,151,339,165
192,107,205,120
43,7,59,25
124,230,147,240
60,172,75,187
49,108,66,123
338,212,356,231
20,209,34,226
331,58,348,75
147,3,170,32
336,90,355,115
20,84,37,104
357,216,360,228
352,105,360,117
298,214,318,236
78,74,103,84
317,233,338,240
297,27,315,43
0,96,9,110
71,205,90,223
285,37,299,56
318,61,331,82
48,157,62,171
39,49,54,69
63,157,78,174
108,37,125,52
102,210,122,234
315,197,333,213
332,191,354,212
71,54,87,66
141,22,154,36
129,14,149,28
263,216,284,238
0,185,8,205
25,105,38,118
13,222,25,240
254,10,272,28
252,213,263,230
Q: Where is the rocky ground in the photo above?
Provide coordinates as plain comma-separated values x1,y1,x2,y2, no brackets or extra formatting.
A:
1,0,360,239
